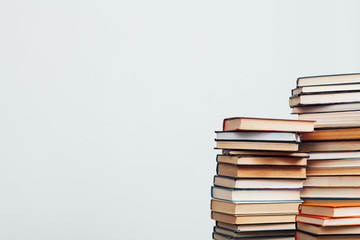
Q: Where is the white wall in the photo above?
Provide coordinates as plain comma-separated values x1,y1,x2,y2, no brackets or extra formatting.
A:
1,0,360,239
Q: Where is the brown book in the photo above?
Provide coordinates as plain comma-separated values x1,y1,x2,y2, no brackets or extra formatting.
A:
213,232,294,240
307,167,360,176
214,227,295,237
216,221,296,232
214,176,303,189
300,140,360,152
223,150,309,157
297,73,360,87
217,163,306,179
211,199,300,215
301,127,360,141
211,211,295,224
297,222,360,235
296,230,360,240
290,92,360,107
222,117,314,132
292,83,360,96
308,159,360,168
215,140,299,151
301,187,360,199
298,111,360,128
308,151,360,160
304,176,360,187
217,154,307,166
292,103,360,114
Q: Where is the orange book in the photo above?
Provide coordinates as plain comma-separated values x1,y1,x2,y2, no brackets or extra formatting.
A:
299,203,360,217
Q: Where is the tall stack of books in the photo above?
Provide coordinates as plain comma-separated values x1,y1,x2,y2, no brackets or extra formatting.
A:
290,73,360,203
211,117,315,240
296,203,360,239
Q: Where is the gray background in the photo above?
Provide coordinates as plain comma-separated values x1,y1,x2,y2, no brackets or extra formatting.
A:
1,0,360,239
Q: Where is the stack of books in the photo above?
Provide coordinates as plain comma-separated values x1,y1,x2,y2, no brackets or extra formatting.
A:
211,117,315,240
290,73,360,203
296,203,360,239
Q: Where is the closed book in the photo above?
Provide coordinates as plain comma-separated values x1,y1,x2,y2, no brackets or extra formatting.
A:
308,159,360,168
301,187,360,199
213,232,295,240
217,163,306,179
215,140,299,151
298,111,360,128
211,186,301,202
216,222,296,232
214,176,304,189
216,155,307,166
292,102,360,114
307,167,360,176
303,199,360,204
296,230,360,240
296,73,360,87
292,83,360,96
300,140,360,152
297,222,360,235
296,214,360,226
211,211,296,224
210,199,300,215
290,92,360,107
215,131,300,142
214,227,295,238
301,127,360,141
223,150,309,158
308,151,360,160
304,176,360,187
299,203,360,217
222,117,314,132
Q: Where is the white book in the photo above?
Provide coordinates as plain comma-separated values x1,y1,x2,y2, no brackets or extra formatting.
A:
215,131,300,142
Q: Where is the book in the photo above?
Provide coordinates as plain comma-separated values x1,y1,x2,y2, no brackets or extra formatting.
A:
292,102,360,114
301,127,360,141
214,176,304,189
298,111,360,128
215,140,299,151
214,227,295,237
307,167,360,176
215,131,300,142
308,159,360,168
303,198,360,204
304,176,360,187
223,150,309,158
299,203,360,217
216,154,307,166
296,214,360,226
211,211,296,224
297,73,360,87
211,186,301,202
300,140,360,152
290,91,360,107
222,117,315,132
292,83,360,96
213,232,294,240
308,151,360,160
296,230,360,240
210,199,300,215
297,222,360,235
301,187,360,199
216,222,296,232
217,163,306,179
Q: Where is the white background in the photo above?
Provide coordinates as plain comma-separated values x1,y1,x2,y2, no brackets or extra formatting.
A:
1,1,360,239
